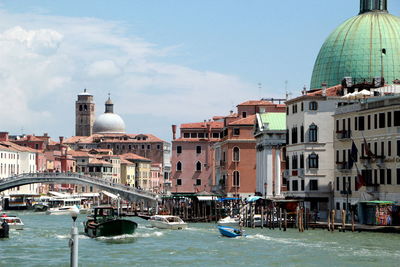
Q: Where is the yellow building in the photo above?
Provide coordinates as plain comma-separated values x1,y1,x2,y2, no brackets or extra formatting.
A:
120,159,135,186
120,153,151,189
334,95,400,218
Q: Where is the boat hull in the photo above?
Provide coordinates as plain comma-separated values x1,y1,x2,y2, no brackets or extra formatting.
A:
85,219,137,238
150,220,187,230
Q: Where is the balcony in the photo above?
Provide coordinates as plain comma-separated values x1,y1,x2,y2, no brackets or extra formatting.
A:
336,161,352,172
336,130,351,140
340,190,352,195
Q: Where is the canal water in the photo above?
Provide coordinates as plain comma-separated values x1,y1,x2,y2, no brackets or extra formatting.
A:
1,211,399,267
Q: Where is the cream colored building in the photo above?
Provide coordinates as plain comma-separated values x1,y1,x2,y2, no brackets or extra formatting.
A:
333,95,400,215
121,159,135,186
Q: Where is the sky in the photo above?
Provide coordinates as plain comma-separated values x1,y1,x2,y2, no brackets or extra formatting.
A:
0,0,399,142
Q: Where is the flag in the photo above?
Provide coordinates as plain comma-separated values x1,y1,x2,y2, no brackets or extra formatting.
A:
363,137,375,158
355,171,365,190
349,141,358,169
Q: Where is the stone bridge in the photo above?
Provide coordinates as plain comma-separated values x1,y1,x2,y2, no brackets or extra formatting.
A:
0,173,159,205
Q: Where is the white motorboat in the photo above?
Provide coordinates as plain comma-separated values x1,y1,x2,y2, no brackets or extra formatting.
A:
1,214,24,230
149,215,187,230
217,216,240,227
45,198,82,215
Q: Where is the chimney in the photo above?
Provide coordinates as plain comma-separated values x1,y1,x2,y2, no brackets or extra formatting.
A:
321,83,327,96
230,110,233,115
44,133,48,137
27,135,32,141
0,132,9,141
172,125,177,140
59,136,64,144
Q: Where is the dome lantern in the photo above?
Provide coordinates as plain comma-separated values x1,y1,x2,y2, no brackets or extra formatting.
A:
360,0,387,14
105,94,114,113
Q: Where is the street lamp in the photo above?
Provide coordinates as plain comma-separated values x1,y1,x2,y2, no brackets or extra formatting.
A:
69,205,79,267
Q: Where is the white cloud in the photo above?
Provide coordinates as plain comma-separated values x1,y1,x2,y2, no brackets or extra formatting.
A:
0,9,260,140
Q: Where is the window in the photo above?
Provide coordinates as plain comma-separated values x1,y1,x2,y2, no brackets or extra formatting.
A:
336,120,339,132
286,107,289,115
367,115,371,130
380,169,385,185
379,113,385,128
233,171,240,187
79,105,82,111
300,125,304,143
374,114,378,129
286,180,290,191
291,127,298,144
292,155,298,170
395,111,400,126
292,180,298,191
309,124,318,142
233,128,240,136
301,180,304,191
301,102,304,111
190,133,197,138
354,117,358,131
212,132,220,138
183,133,190,138
397,169,400,185
195,179,201,186
397,140,400,157
176,162,182,171
233,147,240,162
381,142,384,157
177,146,182,154
198,133,205,138
387,169,392,185
300,154,304,169
309,101,318,111
196,146,201,154
177,179,182,186
388,141,392,157
196,161,202,171
354,176,359,191
388,112,392,127
336,202,340,210
242,112,247,118
310,180,318,191
308,153,319,169
292,104,297,114
336,177,340,191
358,116,365,131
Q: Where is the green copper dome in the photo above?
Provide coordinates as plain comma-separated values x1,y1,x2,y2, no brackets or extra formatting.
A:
310,0,400,89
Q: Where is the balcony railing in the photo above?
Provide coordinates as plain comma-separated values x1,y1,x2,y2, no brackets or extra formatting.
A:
336,130,352,140
336,161,352,171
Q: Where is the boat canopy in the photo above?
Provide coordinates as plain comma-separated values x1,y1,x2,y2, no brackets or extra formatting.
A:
197,196,218,201
247,196,262,202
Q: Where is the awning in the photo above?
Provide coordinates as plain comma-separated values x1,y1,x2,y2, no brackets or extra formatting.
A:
218,197,240,201
197,196,218,201
49,191,69,198
247,196,262,202
101,191,119,199
78,193,100,198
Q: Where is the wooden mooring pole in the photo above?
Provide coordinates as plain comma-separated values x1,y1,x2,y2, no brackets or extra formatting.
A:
283,210,287,231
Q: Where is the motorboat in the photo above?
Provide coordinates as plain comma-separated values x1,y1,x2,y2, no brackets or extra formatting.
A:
0,214,24,230
149,215,187,230
84,206,137,237
217,216,240,227
217,225,244,238
45,198,82,215
33,202,49,212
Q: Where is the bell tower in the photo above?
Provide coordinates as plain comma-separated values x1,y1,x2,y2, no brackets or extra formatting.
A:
360,0,388,14
75,89,95,136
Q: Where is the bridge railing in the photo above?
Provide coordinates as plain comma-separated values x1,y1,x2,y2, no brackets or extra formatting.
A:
1,172,158,199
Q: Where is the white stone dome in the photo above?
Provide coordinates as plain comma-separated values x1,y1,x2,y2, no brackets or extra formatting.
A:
93,113,126,134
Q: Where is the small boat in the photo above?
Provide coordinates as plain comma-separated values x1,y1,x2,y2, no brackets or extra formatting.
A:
137,213,151,220
1,214,24,230
33,202,49,212
217,216,240,227
217,225,244,238
84,206,138,238
149,215,187,230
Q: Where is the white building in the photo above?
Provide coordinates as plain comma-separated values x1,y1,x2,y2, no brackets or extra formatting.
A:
284,88,344,219
254,112,286,198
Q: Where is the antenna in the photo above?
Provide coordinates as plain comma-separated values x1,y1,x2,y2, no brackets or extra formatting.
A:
258,83,262,98
285,80,292,100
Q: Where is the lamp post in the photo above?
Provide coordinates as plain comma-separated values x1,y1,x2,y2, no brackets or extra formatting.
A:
69,206,79,267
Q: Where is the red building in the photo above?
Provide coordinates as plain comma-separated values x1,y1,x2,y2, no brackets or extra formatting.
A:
214,100,286,197
170,120,223,194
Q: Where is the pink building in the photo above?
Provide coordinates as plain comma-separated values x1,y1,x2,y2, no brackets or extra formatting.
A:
171,120,223,194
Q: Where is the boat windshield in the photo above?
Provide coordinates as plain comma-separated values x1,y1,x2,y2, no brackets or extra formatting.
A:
166,217,182,223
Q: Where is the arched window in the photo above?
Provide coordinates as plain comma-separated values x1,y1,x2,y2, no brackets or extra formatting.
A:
176,161,182,171
84,104,88,111
79,105,82,111
233,171,240,187
309,123,318,142
308,153,319,169
233,147,240,162
196,161,202,171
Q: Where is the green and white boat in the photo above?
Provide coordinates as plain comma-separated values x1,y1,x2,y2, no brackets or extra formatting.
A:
84,206,137,238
